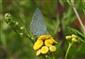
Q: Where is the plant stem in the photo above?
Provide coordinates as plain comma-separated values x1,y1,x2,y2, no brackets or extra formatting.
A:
44,55,48,59
65,43,73,59
71,0,85,35
52,53,55,59
53,56,55,59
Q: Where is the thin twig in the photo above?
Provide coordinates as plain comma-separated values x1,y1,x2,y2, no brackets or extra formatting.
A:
65,43,73,59
71,0,85,35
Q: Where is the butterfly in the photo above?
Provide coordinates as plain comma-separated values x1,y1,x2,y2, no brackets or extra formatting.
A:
30,8,48,36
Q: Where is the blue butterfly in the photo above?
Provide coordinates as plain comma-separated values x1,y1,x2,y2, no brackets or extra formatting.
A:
30,8,48,36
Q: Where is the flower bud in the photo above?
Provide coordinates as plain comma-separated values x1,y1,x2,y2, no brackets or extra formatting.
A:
49,46,56,52
45,39,53,47
38,35,51,40
5,13,11,20
20,26,24,30
41,46,49,54
36,49,41,56
72,34,77,38
72,38,78,42
66,36,72,39
19,33,23,36
33,40,43,50
15,22,19,25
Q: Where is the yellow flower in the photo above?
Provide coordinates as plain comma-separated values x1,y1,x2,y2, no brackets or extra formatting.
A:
50,37,57,43
66,36,72,40
72,38,78,42
33,39,43,50
72,34,77,38
49,46,56,52
38,35,52,40
45,39,53,46
36,49,41,56
41,46,49,54
33,34,58,56
66,34,78,42
45,38,57,46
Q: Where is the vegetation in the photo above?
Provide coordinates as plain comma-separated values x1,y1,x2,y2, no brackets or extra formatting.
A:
0,0,85,59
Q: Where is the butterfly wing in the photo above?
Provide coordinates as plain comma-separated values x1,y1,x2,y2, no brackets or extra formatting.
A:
30,8,48,36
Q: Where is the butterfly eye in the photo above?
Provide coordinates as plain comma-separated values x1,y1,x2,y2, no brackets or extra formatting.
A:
30,8,48,36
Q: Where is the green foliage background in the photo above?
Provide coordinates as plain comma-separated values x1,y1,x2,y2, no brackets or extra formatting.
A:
0,0,85,59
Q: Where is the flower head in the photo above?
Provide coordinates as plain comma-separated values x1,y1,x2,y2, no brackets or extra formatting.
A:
66,34,78,42
33,35,58,56
45,38,57,46
38,35,51,40
41,46,49,54
36,49,41,56
49,46,56,52
33,39,43,50
72,38,78,42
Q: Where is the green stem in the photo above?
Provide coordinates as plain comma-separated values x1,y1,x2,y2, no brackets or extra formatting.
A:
65,43,73,59
72,6,85,35
70,0,85,35
53,56,55,59
44,55,47,59
52,53,55,59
